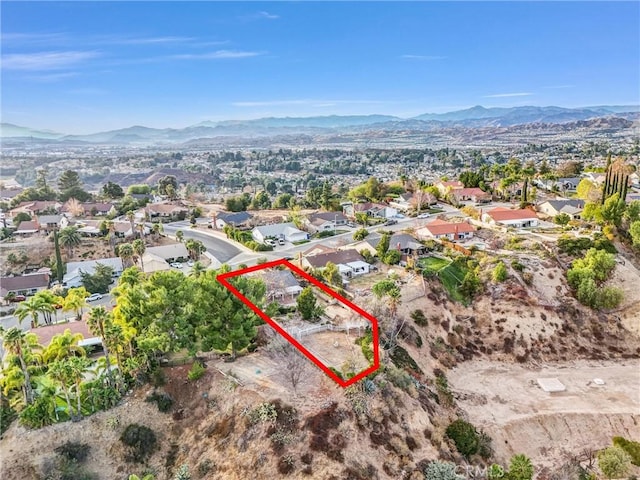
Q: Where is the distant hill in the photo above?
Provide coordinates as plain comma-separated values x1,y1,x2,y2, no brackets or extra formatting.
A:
3,105,638,144
0,123,64,139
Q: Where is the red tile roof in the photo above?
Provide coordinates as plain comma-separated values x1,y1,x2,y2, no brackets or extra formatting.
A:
486,207,538,221
424,219,475,236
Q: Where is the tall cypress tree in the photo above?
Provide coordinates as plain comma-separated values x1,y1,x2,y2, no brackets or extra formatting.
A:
53,230,63,283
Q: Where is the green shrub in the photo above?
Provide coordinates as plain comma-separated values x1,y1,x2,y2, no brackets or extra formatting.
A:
54,442,91,463
410,309,428,326
491,261,507,283
187,361,206,381
613,436,640,466
445,419,479,458
120,424,158,463
248,402,278,424
146,392,173,413
352,228,369,241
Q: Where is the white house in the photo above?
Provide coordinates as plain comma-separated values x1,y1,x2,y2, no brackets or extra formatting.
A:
146,243,190,263
252,223,309,244
537,199,585,219
417,219,475,241
303,249,370,279
305,212,349,233
482,207,539,228
64,258,124,288
256,270,304,302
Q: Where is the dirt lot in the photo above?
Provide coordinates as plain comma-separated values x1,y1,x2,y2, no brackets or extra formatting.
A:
448,359,640,468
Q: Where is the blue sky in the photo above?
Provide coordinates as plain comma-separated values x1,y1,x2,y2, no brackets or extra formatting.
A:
2,1,639,134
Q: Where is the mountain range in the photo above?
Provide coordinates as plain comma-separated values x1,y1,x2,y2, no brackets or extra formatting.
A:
2,105,638,145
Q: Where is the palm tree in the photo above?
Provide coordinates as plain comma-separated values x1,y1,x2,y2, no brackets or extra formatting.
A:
0,327,37,404
32,290,63,325
175,230,184,243
87,306,115,385
126,210,136,238
15,296,48,328
63,287,89,321
67,356,90,417
151,223,163,240
132,239,146,272
185,238,205,260
43,329,86,363
58,226,82,258
189,261,206,278
118,242,134,268
47,359,74,417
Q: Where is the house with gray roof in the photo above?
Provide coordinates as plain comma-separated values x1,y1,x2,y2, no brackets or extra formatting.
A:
214,211,253,229
1,273,50,299
64,257,124,288
537,199,585,219
252,222,308,244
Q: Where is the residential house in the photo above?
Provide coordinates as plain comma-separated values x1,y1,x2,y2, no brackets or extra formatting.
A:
37,214,69,233
342,202,398,219
482,207,539,228
302,244,335,257
305,211,349,234
113,221,135,238
81,202,116,217
15,220,40,236
389,191,437,212
10,201,62,217
435,180,464,197
365,233,429,257
139,252,172,274
1,273,50,299
146,243,190,263
213,211,253,230
0,188,24,202
252,223,309,244
450,187,491,204
417,219,476,241
535,177,581,192
255,269,303,302
490,181,524,199
146,203,188,221
64,258,124,288
75,220,102,237
31,321,102,350
537,199,585,219
303,249,370,279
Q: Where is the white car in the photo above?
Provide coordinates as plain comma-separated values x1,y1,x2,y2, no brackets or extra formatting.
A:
417,213,431,219
87,293,103,302
170,262,183,268
265,239,276,247
278,238,285,246
187,260,194,267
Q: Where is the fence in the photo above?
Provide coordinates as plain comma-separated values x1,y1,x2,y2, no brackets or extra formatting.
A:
440,240,472,256
292,322,367,340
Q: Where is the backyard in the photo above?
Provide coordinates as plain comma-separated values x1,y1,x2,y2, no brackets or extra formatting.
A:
418,256,469,304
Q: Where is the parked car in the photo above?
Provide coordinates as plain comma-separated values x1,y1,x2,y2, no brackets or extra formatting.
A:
170,262,183,268
417,213,431,219
10,295,26,303
187,260,194,267
385,219,398,226
87,293,103,302
278,238,285,246
265,239,276,247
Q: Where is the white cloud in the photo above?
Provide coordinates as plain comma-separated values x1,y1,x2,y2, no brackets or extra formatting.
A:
257,11,279,20
483,92,533,98
94,35,195,45
1,32,68,45
25,71,80,82
2,51,100,71
169,50,264,60
401,54,446,61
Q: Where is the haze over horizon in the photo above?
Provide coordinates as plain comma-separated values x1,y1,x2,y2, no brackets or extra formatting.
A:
2,1,639,135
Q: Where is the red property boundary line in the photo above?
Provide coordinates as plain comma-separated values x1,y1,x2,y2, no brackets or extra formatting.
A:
217,258,380,388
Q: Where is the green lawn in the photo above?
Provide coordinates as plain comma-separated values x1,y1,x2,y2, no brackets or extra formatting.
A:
418,256,450,272
419,256,468,303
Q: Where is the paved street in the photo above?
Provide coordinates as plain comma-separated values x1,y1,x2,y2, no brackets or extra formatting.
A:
163,221,242,263
0,293,114,358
